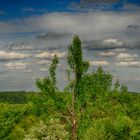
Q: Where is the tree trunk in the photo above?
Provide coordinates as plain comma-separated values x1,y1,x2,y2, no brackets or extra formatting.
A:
72,83,77,140
72,115,77,140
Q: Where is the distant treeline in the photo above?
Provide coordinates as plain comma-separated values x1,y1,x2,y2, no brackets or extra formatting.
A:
0,91,138,104
0,91,33,104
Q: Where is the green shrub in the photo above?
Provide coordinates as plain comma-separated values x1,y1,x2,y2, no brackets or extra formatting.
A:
24,118,69,140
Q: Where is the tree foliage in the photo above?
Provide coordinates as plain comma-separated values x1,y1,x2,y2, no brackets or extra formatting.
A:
67,35,89,90
24,118,69,140
0,36,140,140
49,55,59,88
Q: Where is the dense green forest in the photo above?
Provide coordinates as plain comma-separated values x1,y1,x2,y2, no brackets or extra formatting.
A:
0,91,29,104
0,36,140,140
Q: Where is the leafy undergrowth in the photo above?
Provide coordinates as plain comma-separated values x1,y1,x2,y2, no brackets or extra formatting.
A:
1,81,140,140
0,91,29,104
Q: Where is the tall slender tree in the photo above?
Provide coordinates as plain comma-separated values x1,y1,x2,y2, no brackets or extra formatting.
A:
36,54,59,99
49,54,59,89
67,35,89,139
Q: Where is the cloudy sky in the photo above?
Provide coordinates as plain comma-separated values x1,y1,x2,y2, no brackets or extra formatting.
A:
0,0,140,92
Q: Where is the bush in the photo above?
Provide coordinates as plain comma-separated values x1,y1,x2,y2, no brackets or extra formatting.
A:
24,118,69,140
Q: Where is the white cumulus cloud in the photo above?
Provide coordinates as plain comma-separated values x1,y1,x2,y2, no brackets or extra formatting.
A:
90,60,109,66
5,62,29,69
116,61,140,67
116,53,138,61
0,50,30,60
37,60,51,65
114,48,126,52
99,51,116,57
35,51,66,59
103,38,124,46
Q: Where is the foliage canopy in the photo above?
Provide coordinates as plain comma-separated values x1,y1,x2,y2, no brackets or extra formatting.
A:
0,36,140,140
